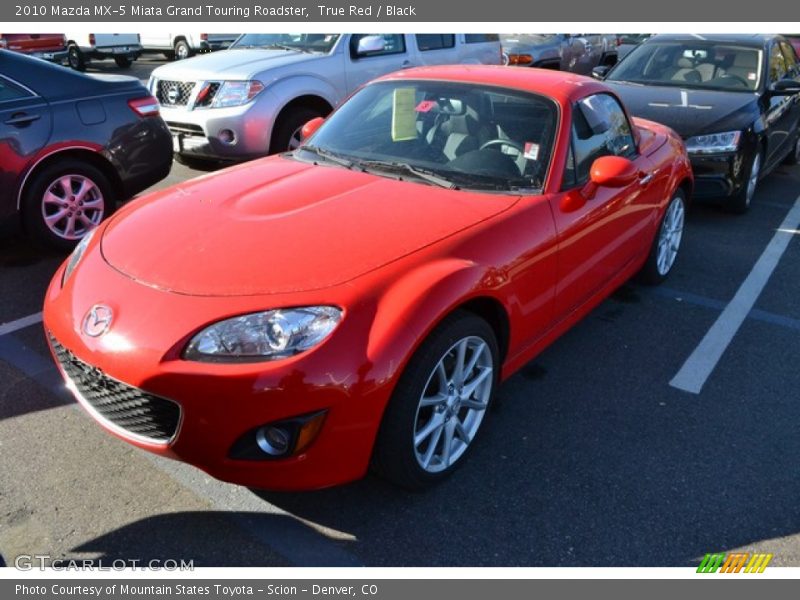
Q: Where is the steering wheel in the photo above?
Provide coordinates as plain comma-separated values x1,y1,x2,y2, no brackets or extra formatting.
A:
717,73,750,88
479,139,526,156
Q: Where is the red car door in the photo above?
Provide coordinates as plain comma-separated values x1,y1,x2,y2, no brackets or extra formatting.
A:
549,92,656,316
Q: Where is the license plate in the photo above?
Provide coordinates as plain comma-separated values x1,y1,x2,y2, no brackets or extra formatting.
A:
113,47,127,54
42,52,54,59
172,135,182,153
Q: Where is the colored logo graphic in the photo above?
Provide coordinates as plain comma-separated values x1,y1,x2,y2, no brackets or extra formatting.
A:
697,552,773,573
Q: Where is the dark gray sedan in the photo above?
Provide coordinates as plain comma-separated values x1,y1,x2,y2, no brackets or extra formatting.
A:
0,50,172,248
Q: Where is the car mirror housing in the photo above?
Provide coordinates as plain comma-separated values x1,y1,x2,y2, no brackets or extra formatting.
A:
301,117,325,140
354,35,386,57
770,79,800,94
590,155,638,188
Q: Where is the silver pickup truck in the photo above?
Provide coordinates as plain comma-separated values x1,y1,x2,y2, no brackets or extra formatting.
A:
149,33,502,163
139,33,239,61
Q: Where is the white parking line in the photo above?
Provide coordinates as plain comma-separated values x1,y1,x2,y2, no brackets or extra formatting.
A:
0,312,43,337
670,195,800,394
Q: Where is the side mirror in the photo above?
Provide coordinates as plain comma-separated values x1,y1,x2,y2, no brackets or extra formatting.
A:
300,116,325,140
590,155,639,188
770,79,800,94
354,35,386,57
592,65,610,80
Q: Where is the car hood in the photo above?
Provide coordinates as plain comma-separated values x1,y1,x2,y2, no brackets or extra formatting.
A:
101,157,518,297
605,82,760,138
150,48,322,80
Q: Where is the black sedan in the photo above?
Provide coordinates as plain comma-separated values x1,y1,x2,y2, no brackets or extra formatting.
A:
594,34,800,212
0,50,172,248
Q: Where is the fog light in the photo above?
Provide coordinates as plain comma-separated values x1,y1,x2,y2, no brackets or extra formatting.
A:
218,129,236,144
256,426,291,456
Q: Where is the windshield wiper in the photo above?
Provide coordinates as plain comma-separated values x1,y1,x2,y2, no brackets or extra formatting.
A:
298,145,355,168
265,43,311,53
356,160,457,190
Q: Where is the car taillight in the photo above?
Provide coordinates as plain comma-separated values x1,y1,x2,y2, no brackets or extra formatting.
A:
200,33,208,41
128,96,160,117
89,33,95,46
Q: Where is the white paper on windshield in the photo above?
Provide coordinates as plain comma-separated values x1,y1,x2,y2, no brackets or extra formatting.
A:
392,87,419,142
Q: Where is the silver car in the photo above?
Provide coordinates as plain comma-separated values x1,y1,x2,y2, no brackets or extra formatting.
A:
149,33,502,163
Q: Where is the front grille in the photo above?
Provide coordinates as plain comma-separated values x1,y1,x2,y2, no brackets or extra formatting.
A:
165,121,205,137
155,79,195,106
49,334,181,443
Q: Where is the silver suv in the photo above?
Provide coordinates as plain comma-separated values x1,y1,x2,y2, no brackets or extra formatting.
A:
149,33,502,162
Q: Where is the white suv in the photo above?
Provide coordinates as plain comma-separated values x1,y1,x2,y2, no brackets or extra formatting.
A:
149,33,502,163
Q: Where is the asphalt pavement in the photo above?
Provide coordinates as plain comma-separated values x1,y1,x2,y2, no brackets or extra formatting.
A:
0,57,799,568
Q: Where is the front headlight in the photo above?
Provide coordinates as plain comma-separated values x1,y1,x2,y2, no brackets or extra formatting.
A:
204,80,265,108
61,227,97,286
184,307,342,362
684,131,741,154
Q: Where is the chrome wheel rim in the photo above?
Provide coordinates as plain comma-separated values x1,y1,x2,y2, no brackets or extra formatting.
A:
656,195,685,276
41,174,104,240
746,152,760,207
413,336,493,473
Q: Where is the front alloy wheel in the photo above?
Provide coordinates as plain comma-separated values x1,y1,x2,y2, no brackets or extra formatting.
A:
731,150,761,213
638,189,686,285
372,312,499,489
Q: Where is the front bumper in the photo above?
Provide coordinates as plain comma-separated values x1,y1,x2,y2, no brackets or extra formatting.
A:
43,251,392,491
688,151,747,199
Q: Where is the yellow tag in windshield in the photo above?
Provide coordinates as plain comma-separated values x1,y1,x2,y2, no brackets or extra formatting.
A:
392,87,418,142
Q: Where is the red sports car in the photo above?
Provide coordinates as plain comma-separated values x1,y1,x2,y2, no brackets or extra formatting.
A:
44,66,692,490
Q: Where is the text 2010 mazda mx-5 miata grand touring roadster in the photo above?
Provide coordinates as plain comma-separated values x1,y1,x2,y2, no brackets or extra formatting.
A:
44,66,692,491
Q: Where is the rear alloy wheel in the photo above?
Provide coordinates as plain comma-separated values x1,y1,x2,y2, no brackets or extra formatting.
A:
638,189,686,285
372,312,499,489
67,44,85,71
731,150,761,214
174,40,193,61
22,160,114,251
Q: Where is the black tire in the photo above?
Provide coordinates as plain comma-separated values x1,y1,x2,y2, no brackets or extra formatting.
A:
174,39,193,61
784,130,800,166
371,311,500,490
638,189,686,285
67,44,85,71
173,153,221,171
269,106,324,154
114,56,132,68
22,159,115,251
729,150,761,214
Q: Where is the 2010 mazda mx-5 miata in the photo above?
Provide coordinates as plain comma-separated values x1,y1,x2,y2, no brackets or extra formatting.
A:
44,66,692,490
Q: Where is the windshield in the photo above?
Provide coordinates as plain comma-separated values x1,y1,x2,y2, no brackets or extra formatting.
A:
230,33,340,53
298,80,558,192
608,41,763,92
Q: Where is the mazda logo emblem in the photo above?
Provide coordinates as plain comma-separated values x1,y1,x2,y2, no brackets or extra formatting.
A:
82,305,114,338
166,85,179,104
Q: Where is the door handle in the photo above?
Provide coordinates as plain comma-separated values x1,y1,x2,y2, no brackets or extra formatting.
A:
639,172,654,186
4,113,41,126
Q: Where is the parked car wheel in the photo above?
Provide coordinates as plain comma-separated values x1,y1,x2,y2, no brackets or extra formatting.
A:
114,56,132,68
270,107,324,153
730,150,761,214
22,160,115,250
638,189,686,285
67,44,85,71
372,312,499,489
174,40,193,61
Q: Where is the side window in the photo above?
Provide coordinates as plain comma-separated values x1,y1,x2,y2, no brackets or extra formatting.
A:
769,43,788,82
464,34,500,44
416,34,455,52
571,94,636,185
780,41,798,74
561,141,577,190
0,76,33,103
349,34,406,59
